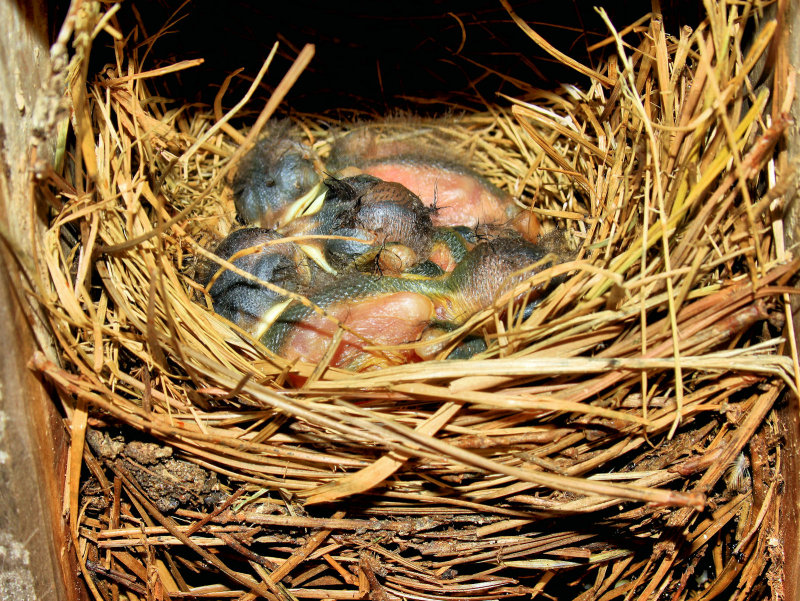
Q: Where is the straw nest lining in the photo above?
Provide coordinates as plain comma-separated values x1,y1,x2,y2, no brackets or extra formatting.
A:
31,1,797,599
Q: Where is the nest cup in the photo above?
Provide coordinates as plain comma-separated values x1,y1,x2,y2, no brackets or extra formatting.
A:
14,1,800,599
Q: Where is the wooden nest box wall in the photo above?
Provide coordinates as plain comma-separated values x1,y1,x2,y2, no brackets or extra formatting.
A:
3,1,800,600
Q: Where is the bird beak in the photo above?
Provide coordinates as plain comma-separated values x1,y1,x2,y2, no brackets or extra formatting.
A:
298,242,338,275
278,180,327,226
253,298,294,339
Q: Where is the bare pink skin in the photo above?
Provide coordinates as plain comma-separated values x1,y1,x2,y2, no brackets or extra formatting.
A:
362,164,540,240
364,164,506,226
429,241,459,272
280,292,435,370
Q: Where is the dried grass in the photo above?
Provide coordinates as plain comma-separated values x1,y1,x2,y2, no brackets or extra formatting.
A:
28,1,797,599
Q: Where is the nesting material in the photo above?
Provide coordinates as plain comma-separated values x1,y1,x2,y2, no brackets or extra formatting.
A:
31,2,798,600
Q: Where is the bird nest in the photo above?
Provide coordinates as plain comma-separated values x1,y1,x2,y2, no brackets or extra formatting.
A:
30,1,797,600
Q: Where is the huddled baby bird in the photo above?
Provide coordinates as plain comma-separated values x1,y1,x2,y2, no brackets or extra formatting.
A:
198,121,569,371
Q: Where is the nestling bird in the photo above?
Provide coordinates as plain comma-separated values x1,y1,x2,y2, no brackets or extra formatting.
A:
262,235,560,370
205,119,566,370
231,120,540,240
232,121,323,228
326,125,540,240
197,228,325,338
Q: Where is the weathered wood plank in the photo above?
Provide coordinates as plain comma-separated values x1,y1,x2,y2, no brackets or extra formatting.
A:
781,0,800,596
0,2,76,600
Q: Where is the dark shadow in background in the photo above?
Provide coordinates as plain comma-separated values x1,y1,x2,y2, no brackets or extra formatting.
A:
48,0,706,119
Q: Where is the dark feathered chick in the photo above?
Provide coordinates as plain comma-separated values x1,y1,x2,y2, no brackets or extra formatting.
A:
197,228,316,337
262,234,565,370
232,122,323,227
319,175,435,274
326,125,540,240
